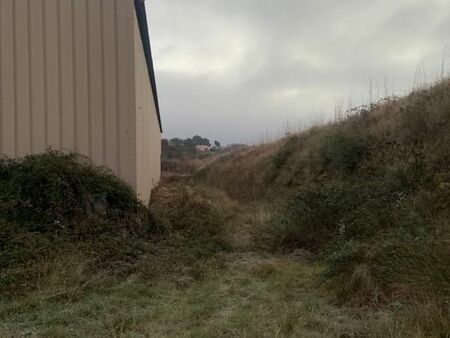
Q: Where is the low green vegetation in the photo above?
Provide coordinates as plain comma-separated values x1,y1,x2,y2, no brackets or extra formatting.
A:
312,132,370,175
1,255,417,338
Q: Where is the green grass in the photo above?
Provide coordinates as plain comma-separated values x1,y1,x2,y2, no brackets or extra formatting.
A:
0,255,414,338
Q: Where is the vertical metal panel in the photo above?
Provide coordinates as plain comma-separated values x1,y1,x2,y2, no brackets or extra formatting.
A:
102,0,119,172
15,0,31,156
73,0,89,155
60,0,75,150
87,0,104,165
29,0,46,153
134,13,161,203
44,0,61,149
0,0,16,156
117,0,136,188
0,2,2,154
0,1,2,154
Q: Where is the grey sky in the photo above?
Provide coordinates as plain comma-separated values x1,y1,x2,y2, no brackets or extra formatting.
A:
147,0,449,145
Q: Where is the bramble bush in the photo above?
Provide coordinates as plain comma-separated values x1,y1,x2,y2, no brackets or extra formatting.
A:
0,151,160,294
314,132,370,175
0,151,146,234
272,161,429,252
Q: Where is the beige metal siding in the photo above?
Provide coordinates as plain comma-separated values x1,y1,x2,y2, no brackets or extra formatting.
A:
44,0,60,150
102,0,119,172
29,0,46,153
0,0,161,202
134,14,161,202
87,0,103,164
0,0,15,156
73,0,89,155
16,0,31,157
117,0,137,190
60,0,75,151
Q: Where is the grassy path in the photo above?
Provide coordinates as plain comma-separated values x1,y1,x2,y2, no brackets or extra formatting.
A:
0,252,400,338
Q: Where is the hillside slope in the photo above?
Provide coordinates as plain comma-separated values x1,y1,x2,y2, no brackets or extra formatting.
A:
198,80,450,204
195,80,450,333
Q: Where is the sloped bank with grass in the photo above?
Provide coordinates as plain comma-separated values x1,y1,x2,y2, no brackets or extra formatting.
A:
197,80,450,336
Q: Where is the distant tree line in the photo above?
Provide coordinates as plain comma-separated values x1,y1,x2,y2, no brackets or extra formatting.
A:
162,135,221,159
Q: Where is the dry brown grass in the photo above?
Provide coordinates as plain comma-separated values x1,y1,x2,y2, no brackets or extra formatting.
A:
197,80,450,204
194,79,450,337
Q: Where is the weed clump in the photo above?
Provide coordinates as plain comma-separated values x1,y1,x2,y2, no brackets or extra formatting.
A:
150,183,233,259
272,136,299,169
314,132,369,175
374,238,450,298
270,158,445,307
272,162,428,252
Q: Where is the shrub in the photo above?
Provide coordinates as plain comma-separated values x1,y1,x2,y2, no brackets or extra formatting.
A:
315,132,369,174
272,136,299,169
149,183,233,259
0,151,161,295
374,238,450,298
322,233,450,309
0,151,144,234
406,297,450,337
272,161,430,252
272,148,292,170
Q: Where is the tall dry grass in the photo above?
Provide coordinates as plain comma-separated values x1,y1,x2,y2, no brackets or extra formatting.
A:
195,79,450,336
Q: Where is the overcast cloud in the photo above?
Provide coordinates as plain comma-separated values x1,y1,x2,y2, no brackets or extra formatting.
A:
147,0,450,145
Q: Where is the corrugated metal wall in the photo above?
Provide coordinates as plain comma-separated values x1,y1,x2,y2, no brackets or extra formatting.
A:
134,16,161,202
0,0,161,202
